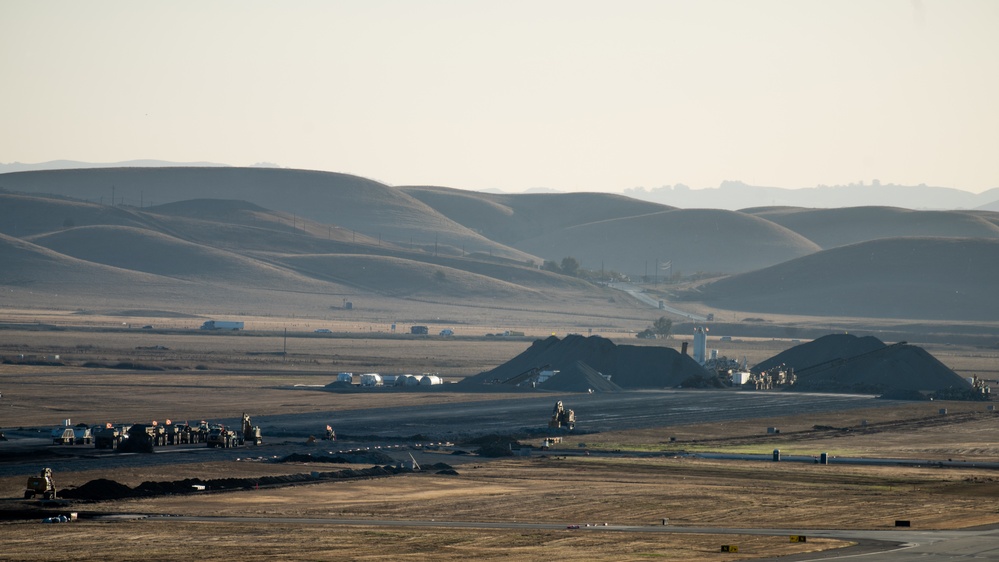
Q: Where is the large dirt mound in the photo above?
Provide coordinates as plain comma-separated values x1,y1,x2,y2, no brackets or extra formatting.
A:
60,465,407,501
538,360,623,392
459,335,709,390
756,334,971,395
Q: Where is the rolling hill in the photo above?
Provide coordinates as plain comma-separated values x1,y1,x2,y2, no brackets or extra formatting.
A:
687,237,999,321
512,208,821,276
0,167,537,263
28,225,348,292
402,186,674,245
0,232,209,311
3,166,999,327
743,206,999,249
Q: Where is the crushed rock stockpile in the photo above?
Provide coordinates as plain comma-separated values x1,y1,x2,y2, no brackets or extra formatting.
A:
459,335,710,391
755,334,971,395
539,360,622,392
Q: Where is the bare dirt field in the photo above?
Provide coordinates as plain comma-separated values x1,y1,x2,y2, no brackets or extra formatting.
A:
2,315,998,561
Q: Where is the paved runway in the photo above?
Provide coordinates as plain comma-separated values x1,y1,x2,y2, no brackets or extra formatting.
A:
262,388,892,439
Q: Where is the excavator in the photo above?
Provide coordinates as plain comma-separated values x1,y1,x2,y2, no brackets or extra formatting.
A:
549,400,576,430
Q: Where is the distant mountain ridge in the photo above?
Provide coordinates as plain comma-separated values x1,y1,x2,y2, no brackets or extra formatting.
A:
624,180,999,211
4,160,996,210
0,159,234,174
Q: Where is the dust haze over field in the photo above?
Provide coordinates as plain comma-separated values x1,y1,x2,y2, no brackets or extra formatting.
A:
3,166,999,561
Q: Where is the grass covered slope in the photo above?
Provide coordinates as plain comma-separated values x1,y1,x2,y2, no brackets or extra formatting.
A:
689,237,999,321
513,208,821,276
0,193,153,237
0,167,537,262
402,186,674,245
27,225,350,293
270,253,545,299
743,206,999,249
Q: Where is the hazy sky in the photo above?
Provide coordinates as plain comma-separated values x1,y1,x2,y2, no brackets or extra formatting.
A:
2,1,997,193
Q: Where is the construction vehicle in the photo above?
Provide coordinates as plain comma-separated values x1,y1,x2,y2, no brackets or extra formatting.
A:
118,424,155,453
549,400,576,430
93,424,125,449
323,424,336,441
52,427,76,445
242,413,261,445
24,468,57,500
206,424,241,448
51,425,91,445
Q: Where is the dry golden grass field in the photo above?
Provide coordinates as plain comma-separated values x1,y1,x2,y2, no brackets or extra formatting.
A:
1,311,998,561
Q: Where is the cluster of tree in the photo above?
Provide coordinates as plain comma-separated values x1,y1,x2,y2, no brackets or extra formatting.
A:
636,316,673,339
541,257,629,282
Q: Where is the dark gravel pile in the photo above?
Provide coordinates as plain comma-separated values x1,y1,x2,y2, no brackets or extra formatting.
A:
59,478,133,501
278,451,395,465
60,465,408,501
754,334,885,373
755,334,971,395
538,360,622,392
459,335,709,390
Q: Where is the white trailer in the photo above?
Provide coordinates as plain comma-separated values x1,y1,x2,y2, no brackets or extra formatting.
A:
200,320,244,330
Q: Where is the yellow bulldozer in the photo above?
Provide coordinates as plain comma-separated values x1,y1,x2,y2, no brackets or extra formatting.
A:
24,468,57,500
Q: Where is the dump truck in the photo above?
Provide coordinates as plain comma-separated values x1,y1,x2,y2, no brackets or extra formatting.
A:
24,468,57,500
118,424,155,453
200,320,244,330
206,424,242,448
549,400,576,430
93,424,125,450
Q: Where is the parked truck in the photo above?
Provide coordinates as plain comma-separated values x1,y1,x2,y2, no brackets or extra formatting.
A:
93,424,125,450
200,320,244,330
206,424,242,448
